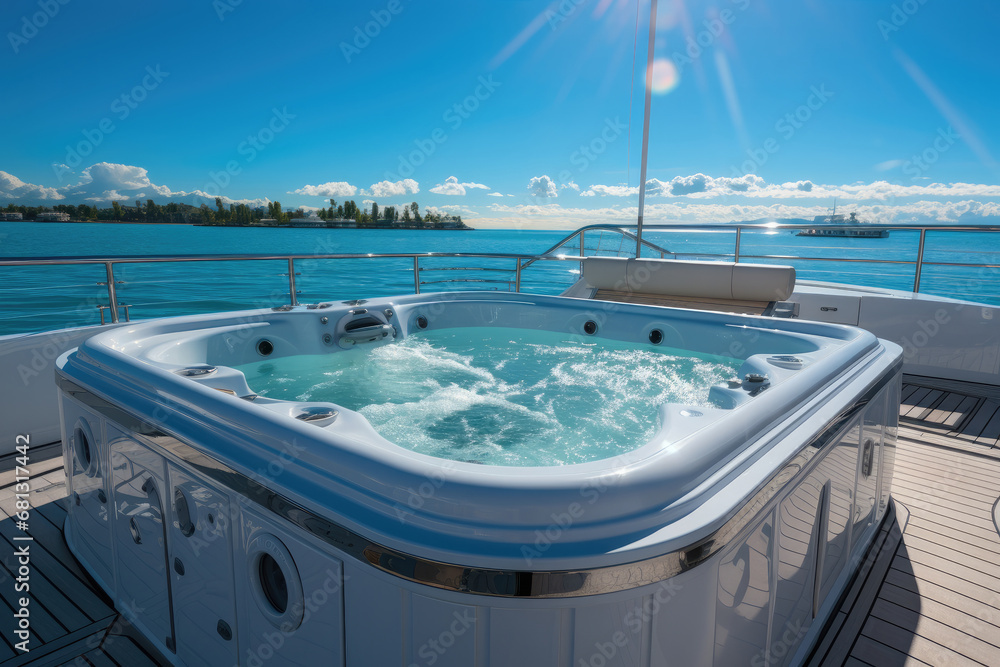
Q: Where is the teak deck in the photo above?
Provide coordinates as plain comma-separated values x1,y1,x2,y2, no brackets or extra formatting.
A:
1,378,999,666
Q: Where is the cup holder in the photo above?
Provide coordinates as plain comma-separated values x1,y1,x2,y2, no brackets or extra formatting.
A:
292,406,339,427
174,365,218,377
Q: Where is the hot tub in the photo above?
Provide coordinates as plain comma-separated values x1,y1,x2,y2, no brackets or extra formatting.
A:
56,291,901,667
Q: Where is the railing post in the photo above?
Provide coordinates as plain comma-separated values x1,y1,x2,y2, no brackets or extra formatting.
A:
734,228,742,263
578,231,585,277
913,228,926,293
514,258,522,292
413,256,421,294
104,262,120,323
287,258,298,306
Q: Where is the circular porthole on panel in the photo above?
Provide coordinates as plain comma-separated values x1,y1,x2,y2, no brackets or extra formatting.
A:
247,534,304,630
73,419,98,478
259,554,288,613
174,487,195,537
649,329,664,345
416,315,428,329
257,339,274,357
583,320,598,335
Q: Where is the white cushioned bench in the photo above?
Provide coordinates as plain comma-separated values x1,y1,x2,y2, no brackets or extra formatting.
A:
582,257,796,315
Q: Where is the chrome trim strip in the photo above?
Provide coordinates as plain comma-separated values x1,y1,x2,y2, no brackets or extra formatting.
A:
56,360,900,599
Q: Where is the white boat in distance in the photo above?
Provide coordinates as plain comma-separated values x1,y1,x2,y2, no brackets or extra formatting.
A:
797,211,891,238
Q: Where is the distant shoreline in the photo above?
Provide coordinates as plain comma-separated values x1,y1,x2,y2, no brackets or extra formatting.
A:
10,220,475,229
193,223,475,230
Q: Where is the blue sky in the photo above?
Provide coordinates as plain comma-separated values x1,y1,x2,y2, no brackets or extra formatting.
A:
1,0,998,227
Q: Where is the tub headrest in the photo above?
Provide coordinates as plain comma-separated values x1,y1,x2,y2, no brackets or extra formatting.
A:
582,257,795,302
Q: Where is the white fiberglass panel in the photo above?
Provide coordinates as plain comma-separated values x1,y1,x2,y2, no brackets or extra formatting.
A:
238,508,345,667
713,514,773,665
63,398,114,593
109,428,173,652
168,464,239,667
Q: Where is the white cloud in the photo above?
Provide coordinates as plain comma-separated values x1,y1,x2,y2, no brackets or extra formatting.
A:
875,160,904,172
365,179,419,197
585,184,638,197
429,176,490,196
561,181,580,192
528,175,558,198
426,204,476,217
73,163,155,191
474,198,1000,229
0,171,64,200
487,192,505,197
289,181,358,197
579,173,1000,201
85,190,129,203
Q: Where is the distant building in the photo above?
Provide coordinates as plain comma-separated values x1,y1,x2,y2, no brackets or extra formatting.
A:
0,212,23,221
289,214,326,228
438,215,464,229
257,218,279,225
36,211,71,222
326,218,357,228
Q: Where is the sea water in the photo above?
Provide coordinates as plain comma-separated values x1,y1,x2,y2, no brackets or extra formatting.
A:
236,328,742,466
2,222,998,336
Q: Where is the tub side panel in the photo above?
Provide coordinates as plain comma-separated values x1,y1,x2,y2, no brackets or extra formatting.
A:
407,593,478,667
61,395,115,594
713,513,774,666
167,464,239,667
648,565,718,667
489,607,567,666
108,428,173,653
853,390,887,544
818,417,859,602
343,565,405,666
771,468,823,667
879,377,900,518
237,508,346,667
572,597,648,667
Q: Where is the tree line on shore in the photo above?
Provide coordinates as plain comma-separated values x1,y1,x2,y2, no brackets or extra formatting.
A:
4,197,466,228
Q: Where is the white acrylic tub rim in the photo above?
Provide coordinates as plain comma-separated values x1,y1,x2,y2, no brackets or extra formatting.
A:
57,292,900,582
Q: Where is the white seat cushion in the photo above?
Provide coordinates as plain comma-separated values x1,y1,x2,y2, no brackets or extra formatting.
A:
583,257,795,302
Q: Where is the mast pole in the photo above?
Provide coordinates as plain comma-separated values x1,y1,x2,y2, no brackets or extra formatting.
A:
635,0,658,258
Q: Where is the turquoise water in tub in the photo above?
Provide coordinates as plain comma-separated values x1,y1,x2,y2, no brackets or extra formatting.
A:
236,327,742,467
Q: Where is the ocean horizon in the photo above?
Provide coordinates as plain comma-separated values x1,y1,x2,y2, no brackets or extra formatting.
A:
2,221,998,336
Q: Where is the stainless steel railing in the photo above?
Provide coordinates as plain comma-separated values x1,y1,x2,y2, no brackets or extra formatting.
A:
2,222,999,331
536,222,1000,293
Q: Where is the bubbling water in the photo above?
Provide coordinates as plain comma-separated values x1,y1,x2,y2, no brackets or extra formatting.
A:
237,327,740,466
